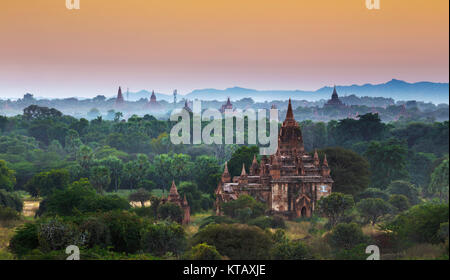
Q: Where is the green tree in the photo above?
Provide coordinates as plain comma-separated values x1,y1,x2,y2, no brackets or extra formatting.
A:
387,180,420,205
43,179,129,216
407,151,436,188
271,240,313,260
428,158,449,201
128,188,151,207
222,195,266,222
318,147,370,196
317,192,355,227
178,181,202,214
141,221,187,257
76,145,93,175
383,203,449,244
24,169,70,197
64,129,82,154
356,188,389,202
0,160,16,191
356,198,391,225
99,156,123,192
192,223,273,260
328,223,369,250
365,138,409,189
90,166,111,194
99,210,148,254
227,146,259,177
0,189,23,212
184,243,222,260
157,202,183,223
193,155,221,194
388,194,411,213
9,223,39,256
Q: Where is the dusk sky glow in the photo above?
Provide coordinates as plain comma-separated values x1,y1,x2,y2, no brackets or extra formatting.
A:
0,0,448,99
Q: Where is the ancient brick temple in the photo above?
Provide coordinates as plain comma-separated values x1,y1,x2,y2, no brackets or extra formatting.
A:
324,86,346,108
215,99,333,218
161,181,190,224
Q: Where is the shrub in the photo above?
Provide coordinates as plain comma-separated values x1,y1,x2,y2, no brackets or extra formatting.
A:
24,169,70,197
0,206,20,225
128,188,151,206
328,223,370,250
78,216,111,249
37,218,82,252
356,198,392,225
0,189,23,212
157,202,183,223
389,194,411,213
334,243,370,260
222,195,266,222
356,188,389,202
317,192,355,227
247,215,286,229
271,240,314,260
199,215,236,229
99,210,148,254
43,179,130,216
9,223,39,256
387,180,420,205
382,203,449,245
192,223,273,260
184,243,222,260
141,222,187,257
131,206,155,219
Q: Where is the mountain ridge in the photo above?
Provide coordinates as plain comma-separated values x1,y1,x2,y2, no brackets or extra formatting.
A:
126,79,449,104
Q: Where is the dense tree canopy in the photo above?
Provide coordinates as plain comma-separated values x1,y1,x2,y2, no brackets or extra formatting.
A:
318,147,370,196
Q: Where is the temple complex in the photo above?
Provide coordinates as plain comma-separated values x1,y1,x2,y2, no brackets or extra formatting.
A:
324,86,346,108
161,181,191,224
215,99,333,218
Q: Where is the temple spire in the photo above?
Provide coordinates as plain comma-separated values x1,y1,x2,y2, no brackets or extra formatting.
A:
116,86,124,104
332,86,338,98
323,154,329,167
285,98,294,120
170,180,179,196
224,161,229,174
241,163,247,176
314,149,319,166
252,154,257,165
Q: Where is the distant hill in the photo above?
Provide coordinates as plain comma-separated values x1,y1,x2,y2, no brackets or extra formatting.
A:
128,79,449,104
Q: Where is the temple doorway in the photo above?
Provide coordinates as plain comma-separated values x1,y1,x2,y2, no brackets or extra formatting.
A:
301,207,307,217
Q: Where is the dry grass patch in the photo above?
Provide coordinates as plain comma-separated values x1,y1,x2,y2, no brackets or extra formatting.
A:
22,201,40,217
184,211,213,237
401,243,447,260
285,221,311,240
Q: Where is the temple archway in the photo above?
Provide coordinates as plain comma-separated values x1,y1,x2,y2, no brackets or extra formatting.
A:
301,207,307,217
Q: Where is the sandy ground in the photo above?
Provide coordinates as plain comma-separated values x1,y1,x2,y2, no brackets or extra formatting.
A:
22,201,40,217
130,201,151,207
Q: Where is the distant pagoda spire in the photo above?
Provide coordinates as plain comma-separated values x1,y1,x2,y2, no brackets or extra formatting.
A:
332,85,338,99
116,86,124,104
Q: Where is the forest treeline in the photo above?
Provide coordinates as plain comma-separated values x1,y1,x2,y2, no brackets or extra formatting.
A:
0,105,448,260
